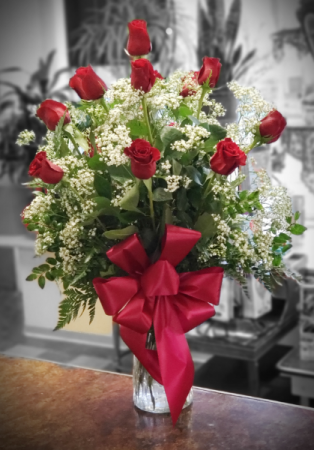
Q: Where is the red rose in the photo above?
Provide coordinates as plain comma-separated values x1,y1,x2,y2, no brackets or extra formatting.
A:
180,71,199,97
198,57,221,88
69,65,107,100
210,138,247,176
124,139,160,179
28,151,64,184
154,70,164,80
127,19,151,57
37,100,70,131
131,59,156,93
259,110,287,143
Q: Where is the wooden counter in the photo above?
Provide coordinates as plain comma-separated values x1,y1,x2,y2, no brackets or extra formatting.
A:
1,355,314,449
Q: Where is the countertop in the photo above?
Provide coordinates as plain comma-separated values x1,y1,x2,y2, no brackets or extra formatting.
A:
1,355,314,450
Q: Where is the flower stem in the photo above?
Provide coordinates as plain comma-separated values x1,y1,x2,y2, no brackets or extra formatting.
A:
143,178,156,231
63,130,82,157
100,97,109,113
142,96,153,145
65,182,106,231
244,136,261,154
197,87,207,120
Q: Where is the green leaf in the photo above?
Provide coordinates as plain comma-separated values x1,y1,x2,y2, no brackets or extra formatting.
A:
26,274,37,281
94,174,112,199
54,111,67,140
38,264,50,272
195,213,217,238
187,115,200,125
282,244,292,253
94,196,111,210
160,127,186,150
88,154,107,171
63,278,71,290
289,223,307,235
172,159,182,175
27,224,38,231
59,138,70,157
247,191,259,201
72,127,89,152
185,166,202,185
107,164,134,181
207,124,227,140
32,267,43,274
119,211,143,224
278,232,291,241
127,119,148,137
187,187,202,209
46,272,55,281
273,235,288,245
177,105,192,118
38,276,45,289
177,187,188,211
152,188,173,202
286,216,292,224
294,211,300,221
165,203,173,224
46,257,57,265
180,150,198,165
143,178,152,193
104,225,138,240
120,183,140,211
203,124,227,150
239,190,248,201
272,255,282,267
91,196,119,217
71,271,87,286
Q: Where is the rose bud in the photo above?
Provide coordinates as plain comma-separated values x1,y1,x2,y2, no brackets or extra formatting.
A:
28,151,64,184
69,65,107,100
198,57,221,87
131,59,156,93
210,138,247,176
154,70,164,80
259,110,287,143
127,19,151,56
37,99,70,131
180,71,199,97
124,138,160,179
180,86,196,98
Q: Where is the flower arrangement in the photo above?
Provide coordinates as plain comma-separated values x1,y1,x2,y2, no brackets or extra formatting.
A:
20,19,306,423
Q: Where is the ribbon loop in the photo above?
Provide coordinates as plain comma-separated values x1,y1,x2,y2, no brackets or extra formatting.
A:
141,260,180,297
93,224,224,424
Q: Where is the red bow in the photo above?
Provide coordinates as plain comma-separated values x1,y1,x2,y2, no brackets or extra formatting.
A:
93,224,223,423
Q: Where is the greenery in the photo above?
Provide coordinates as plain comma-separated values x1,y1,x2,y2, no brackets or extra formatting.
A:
22,47,306,330
197,0,256,86
0,51,70,181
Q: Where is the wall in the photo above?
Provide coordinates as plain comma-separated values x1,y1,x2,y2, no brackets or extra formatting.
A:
0,0,313,339
0,0,112,337
0,0,68,93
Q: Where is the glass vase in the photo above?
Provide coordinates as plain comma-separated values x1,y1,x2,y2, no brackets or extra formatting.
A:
133,355,193,413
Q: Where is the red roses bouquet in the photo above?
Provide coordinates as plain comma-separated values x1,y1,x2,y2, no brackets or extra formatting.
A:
20,19,306,423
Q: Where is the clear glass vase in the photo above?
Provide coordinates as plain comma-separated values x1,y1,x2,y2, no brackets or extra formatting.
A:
133,355,193,413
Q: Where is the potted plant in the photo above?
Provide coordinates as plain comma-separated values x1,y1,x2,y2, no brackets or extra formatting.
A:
66,0,181,79
197,0,256,123
0,51,70,235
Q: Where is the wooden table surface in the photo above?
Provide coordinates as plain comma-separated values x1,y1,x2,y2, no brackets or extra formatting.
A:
1,355,314,450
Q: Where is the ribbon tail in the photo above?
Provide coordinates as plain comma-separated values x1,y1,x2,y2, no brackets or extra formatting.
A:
154,296,194,425
120,325,162,385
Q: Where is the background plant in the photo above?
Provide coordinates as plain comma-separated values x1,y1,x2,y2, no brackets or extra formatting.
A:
0,51,70,182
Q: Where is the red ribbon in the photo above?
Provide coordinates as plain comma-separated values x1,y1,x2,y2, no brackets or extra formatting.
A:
93,224,223,424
